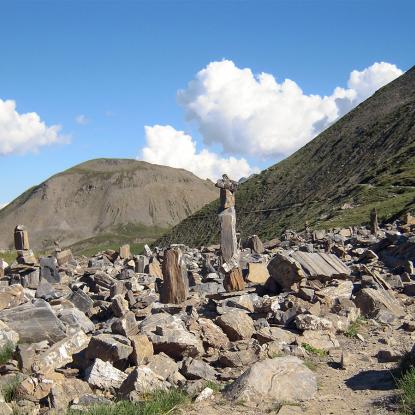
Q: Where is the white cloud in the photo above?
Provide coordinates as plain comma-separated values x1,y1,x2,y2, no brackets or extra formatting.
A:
178,60,403,159
0,99,66,155
140,125,258,180
75,114,89,125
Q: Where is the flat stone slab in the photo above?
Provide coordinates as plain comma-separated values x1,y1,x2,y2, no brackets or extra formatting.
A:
0,299,67,344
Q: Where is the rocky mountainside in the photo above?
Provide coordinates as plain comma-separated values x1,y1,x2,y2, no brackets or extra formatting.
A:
0,159,217,251
157,66,415,248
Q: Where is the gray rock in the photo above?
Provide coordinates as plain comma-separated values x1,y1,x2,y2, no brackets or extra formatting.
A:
85,358,127,390
224,356,317,403
295,314,333,331
111,294,129,317
354,288,405,318
268,251,351,290
68,289,94,313
140,314,203,359
59,308,95,333
85,334,133,363
218,348,260,368
40,256,61,283
34,330,90,373
118,367,168,400
181,357,217,380
35,278,58,300
0,299,66,344
146,352,178,380
111,311,139,337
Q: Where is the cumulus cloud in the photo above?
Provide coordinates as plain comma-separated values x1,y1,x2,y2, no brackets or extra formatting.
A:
178,60,403,159
140,125,258,180
0,99,66,155
75,114,89,125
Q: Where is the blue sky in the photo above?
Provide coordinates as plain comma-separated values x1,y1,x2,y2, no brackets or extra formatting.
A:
0,0,414,206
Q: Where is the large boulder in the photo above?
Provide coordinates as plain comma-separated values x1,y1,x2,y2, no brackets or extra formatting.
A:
85,358,128,390
140,314,203,359
224,356,317,403
0,299,67,344
268,251,350,290
85,334,133,363
118,367,168,400
354,288,404,318
215,310,255,341
35,330,90,374
181,357,217,381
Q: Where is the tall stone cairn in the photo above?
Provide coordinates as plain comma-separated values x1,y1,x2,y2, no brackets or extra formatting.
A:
14,225,37,265
215,174,245,292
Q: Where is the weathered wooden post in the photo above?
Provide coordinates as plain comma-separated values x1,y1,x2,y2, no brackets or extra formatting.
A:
215,174,245,292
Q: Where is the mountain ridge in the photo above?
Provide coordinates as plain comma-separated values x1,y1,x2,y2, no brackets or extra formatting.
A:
156,65,415,247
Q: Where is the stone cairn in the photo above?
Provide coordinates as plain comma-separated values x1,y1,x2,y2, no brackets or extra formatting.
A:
14,225,37,266
215,174,245,292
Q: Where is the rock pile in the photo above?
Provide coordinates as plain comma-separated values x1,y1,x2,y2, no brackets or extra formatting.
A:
1,215,415,413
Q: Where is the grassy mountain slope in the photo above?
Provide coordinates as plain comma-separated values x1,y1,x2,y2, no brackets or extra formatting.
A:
156,66,415,247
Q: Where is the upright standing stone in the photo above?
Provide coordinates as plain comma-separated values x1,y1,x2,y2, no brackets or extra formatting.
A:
215,174,245,292
220,208,238,265
223,267,245,292
119,244,131,260
160,248,188,304
14,225,37,265
134,255,149,273
14,225,30,251
370,208,379,235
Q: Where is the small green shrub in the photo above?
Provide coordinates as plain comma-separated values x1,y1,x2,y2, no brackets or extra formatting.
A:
301,343,327,357
67,389,189,415
344,317,366,338
203,380,222,393
0,342,15,365
397,367,415,415
2,375,21,403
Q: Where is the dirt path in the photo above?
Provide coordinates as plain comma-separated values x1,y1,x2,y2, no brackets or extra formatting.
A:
182,316,414,415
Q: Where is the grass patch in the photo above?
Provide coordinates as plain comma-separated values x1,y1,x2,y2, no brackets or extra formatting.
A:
0,342,15,365
203,381,222,393
397,367,415,415
344,317,366,338
67,389,189,415
68,223,168,257
303,359,318,371
302,343,327,357
0,251,16,265
2,375,21,403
